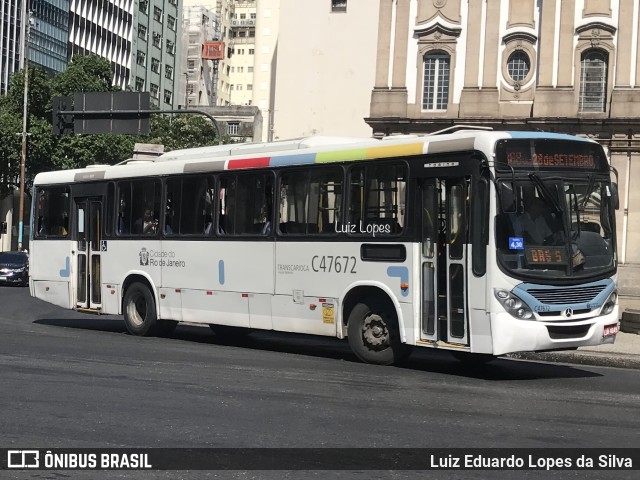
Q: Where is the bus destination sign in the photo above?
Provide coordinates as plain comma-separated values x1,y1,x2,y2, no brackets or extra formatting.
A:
496,139,607,172
506,151,596,169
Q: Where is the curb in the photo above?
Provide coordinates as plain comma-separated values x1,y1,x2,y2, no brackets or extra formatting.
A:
506,350,640,370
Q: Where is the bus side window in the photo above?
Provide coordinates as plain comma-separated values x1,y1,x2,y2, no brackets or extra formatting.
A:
165,178,180,235
218,176,236,235
35,187,70,238
278,168,342,235
348,163,406,235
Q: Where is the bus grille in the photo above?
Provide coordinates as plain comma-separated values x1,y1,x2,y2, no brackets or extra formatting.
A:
527,285,605,305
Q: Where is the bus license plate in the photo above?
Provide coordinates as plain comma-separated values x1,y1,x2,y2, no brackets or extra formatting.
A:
603,323,619,337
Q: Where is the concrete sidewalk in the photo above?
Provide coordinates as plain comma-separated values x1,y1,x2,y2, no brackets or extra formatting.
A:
508,295,640,369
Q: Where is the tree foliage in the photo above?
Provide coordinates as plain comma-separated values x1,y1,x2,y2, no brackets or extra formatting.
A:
0,54,228,196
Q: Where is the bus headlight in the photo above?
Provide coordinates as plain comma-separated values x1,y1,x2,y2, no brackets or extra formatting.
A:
601,290,618,316
494,289,534,320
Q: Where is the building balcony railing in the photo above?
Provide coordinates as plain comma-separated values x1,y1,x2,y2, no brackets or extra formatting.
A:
228,37,255,45
231,19,255,27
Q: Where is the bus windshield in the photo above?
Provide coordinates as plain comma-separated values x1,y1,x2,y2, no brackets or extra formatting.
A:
495,176,615,281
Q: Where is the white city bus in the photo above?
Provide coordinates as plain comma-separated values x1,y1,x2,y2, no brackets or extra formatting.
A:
29,129,620,364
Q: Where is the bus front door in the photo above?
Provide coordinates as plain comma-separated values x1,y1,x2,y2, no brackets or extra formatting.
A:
420,178,469,345
75,198,102,310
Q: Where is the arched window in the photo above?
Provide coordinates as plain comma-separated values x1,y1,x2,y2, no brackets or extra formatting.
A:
579,50,608,112
423,51,450,111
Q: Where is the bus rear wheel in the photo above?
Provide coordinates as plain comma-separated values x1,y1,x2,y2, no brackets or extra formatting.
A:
347,298,410,365
123,282,159,336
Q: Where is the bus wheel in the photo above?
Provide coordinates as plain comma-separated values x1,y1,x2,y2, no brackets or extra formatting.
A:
123,282,158,336
208,324,251,338
347,298,409,365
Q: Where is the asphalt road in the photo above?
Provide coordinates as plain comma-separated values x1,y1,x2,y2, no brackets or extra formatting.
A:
1,286,639,479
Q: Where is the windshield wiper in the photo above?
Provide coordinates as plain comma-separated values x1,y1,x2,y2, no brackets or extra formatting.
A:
579,174,596,211
528,173,562,215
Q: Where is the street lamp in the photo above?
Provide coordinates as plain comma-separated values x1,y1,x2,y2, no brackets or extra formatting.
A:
18,1,32,251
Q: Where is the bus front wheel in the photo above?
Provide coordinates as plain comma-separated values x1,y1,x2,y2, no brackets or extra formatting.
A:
123,282,159,336
347,298,410,365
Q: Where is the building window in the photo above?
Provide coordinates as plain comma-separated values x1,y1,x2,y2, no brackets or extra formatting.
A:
331,0,347,12
150,83,159,99
135,77,144,91
168,0,177,6
138,24,147,40
166,40,175,55
136,51,146,66
249,48,254,55
139,0,148,14
164,90,172,105
151,58,160,73
580,49,608,113
248,66,254,73
153,6,162,22
165,65,174,80
168,15,176,31
507,51,530,82
227,122,240,136
247,84,253,91
423,51,450,110
152,32,161,48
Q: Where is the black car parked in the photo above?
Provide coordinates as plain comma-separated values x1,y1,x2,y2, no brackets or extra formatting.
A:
0,251,29,286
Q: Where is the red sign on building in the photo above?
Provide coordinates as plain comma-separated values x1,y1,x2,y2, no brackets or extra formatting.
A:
202,41,224,60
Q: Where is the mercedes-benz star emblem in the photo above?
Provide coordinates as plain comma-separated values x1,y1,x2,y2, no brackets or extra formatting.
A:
564,308,574,318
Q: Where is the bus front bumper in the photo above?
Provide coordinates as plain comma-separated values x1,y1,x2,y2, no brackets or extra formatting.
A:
490,306,619,356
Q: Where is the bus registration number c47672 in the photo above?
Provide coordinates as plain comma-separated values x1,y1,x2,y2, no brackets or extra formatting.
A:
311,256,357,274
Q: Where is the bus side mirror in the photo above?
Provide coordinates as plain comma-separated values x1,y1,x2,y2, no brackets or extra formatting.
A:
611,183,620,210
499,182,517,213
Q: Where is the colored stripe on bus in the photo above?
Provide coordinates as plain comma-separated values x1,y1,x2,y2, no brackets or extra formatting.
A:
366,143,424,159
507,132,591,142
270,153,317,167
228,157,271,169
316,148,368,163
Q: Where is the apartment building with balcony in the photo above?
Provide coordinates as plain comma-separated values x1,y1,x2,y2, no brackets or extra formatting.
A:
215,0,255,107
181,3,218,107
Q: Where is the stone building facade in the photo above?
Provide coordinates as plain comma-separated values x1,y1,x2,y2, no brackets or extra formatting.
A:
367,0,640,291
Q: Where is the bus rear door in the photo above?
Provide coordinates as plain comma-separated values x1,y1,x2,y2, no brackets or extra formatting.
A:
74,198,103,311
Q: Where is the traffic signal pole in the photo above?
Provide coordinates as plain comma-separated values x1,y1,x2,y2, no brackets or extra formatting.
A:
18,4,31,251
